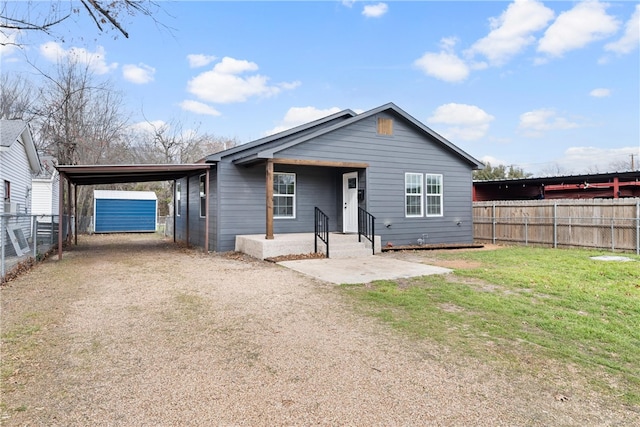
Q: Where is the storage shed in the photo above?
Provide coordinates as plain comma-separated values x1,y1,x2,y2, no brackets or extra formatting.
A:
93,190,157,233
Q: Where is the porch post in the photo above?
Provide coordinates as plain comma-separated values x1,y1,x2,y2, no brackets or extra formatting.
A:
266,159,274,240
204,168,210,252
613,176,619,199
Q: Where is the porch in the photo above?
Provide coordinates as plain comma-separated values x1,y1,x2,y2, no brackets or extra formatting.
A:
235,232,382,260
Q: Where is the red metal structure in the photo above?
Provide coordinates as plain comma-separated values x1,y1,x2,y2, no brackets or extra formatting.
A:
473,171,640,201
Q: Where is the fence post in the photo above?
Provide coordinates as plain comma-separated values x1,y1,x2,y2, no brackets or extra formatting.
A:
553,202,557,248
32,216,37,258
1,215,5,280
611,218,615,252
636,199,639,255
492,203,496,244
525,216,528,246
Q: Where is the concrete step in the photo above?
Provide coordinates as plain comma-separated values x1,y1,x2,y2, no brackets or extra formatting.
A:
320,233,376,259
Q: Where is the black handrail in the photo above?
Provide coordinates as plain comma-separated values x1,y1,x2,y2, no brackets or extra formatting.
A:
314,207,329,258
358,207,376,255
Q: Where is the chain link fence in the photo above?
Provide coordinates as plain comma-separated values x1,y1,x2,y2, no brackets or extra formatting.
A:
1,214,67,283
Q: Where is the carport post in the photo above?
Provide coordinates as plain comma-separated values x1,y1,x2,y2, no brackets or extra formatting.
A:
173,180,177,243
67,178,72,245
204,168,210,252
58,172,65,260
74,184,78,246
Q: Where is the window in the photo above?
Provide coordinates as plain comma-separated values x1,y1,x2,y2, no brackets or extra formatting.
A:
405,173,423,217
273,172,295,218
199,174,206,217
175,182,181,216
426,174,443,216
377,117,393,135
3,180,10,203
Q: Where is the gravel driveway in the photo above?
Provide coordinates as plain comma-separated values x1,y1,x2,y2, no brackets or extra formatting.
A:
1,234,637,426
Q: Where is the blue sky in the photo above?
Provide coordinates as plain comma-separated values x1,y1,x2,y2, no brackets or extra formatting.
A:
2,0,639,176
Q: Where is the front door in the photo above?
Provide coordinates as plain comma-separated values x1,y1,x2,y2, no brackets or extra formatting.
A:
342,172,358,233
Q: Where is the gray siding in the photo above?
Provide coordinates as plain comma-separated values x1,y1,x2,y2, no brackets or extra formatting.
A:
216,163,340,251
274,112,475,246
187,110,477,252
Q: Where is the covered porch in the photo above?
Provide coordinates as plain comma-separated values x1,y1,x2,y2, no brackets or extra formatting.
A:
235,232,382,260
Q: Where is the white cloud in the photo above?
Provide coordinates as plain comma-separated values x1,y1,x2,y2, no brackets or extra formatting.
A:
130,120,167,135
414,38,470,83
427,103,495,141
122,63,155,84
187,54,217,68
538,1,619,58
605,4,640,54
0,29,20,58
341,0,356,8
187,56,300,104
518,108,579,137
589,88,611,98
266,106,343,135
362,3,388,18
39,41,117,74
468,0,554,66
179,100,221,117
480,155,509,167
560,146,639,173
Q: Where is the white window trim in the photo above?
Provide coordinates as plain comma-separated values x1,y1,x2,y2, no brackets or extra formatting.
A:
425,173,443,217
405,172,423,218
273,172,296,219
199,174,206,218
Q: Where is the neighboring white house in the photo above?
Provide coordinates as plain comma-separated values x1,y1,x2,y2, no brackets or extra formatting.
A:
0,120,42,215
31,155,60,220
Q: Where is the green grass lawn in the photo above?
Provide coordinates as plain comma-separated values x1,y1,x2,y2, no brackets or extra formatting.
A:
340,246,640,406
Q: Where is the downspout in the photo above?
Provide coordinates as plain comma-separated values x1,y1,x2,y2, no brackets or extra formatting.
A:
173,180,176,243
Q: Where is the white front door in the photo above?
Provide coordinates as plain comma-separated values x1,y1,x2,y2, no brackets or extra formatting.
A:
342,172,358,233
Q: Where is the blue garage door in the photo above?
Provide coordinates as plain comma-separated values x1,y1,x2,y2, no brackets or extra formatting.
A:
95,199,156,233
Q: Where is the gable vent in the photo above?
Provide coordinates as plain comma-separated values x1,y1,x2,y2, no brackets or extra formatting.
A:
377,117,393,135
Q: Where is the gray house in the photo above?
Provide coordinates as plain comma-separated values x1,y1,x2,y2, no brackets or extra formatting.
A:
175,103,483,257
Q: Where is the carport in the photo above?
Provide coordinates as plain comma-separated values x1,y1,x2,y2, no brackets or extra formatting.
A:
56,164,212,259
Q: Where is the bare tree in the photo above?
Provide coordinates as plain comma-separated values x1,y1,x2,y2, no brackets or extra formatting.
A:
0,73,36,120
30,57,131,220
1,0,163,43
34,57,129,165
129,118,238,164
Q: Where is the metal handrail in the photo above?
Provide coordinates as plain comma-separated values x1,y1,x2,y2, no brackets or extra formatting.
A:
358,207,376,255
314,207,329,258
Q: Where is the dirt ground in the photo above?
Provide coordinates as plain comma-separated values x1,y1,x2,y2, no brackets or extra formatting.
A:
1,234,638,426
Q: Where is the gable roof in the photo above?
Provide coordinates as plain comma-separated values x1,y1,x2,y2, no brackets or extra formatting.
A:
205,108,357,162
206,103,483,169
0,120,42,174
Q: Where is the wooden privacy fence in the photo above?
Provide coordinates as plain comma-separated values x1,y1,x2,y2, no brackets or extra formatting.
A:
473,199,640,254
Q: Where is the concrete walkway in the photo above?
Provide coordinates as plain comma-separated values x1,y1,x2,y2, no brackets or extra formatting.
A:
277,255,451,284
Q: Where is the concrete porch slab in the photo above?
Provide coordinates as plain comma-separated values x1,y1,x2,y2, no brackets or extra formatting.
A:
235,233,381,260
277,256,452,285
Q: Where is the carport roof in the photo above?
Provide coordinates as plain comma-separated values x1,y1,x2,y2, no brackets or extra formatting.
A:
56,164,211,186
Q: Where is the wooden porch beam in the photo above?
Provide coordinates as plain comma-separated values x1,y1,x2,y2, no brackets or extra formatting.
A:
272,158,369,168
266,159,274,240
